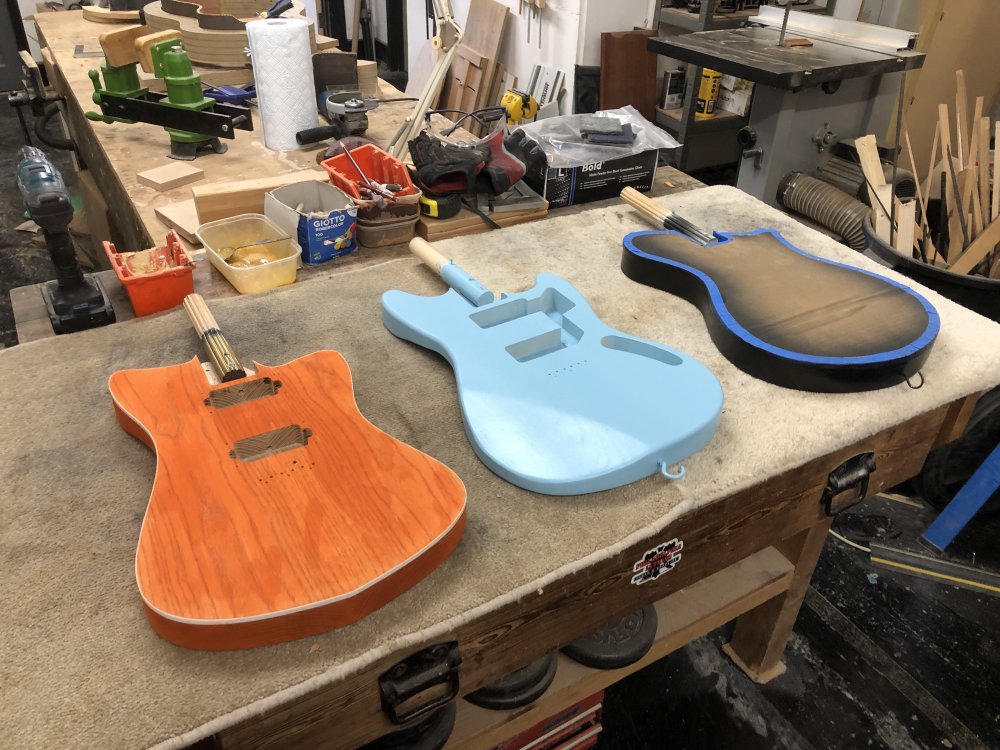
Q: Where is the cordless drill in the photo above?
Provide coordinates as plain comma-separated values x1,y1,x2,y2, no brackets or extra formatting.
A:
15,147,115,334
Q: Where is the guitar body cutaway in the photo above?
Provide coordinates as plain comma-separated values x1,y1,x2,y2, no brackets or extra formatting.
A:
622,229,940,392
109,350,466,650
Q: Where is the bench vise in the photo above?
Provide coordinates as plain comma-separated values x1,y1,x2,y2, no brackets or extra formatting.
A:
86,27,253,160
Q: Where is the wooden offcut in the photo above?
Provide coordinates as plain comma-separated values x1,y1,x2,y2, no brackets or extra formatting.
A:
949,217,1000,275
417,205,547,242
599,30,658,121
439,0,508,131
154,199,202,244
137,162,205,192
135,29,182,74
98,24,148,67
191,170,328,223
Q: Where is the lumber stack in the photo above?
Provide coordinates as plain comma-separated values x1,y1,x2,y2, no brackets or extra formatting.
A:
867,69,1000,280
438,0,509,137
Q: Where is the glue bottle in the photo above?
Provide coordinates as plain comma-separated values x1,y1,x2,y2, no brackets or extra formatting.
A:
695,69,722,119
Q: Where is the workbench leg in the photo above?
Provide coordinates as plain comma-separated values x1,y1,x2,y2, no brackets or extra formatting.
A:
722,517,833,683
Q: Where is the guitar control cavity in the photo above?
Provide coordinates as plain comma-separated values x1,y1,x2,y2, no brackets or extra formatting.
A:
229,424,311,462
470,289,585,362
205,377,282,409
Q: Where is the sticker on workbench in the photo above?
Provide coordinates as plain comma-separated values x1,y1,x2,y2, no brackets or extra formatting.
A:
631,538,683,585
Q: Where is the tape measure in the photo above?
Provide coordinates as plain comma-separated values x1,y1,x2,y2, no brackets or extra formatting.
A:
500,89,539,126
419,192,462,220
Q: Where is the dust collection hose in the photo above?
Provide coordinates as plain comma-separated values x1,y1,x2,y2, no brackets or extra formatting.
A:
777,172,869,252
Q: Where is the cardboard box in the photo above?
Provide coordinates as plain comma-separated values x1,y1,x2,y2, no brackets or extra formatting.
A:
660,67,685,110
718,86,753,117
264,181,358,264
524,148,659,209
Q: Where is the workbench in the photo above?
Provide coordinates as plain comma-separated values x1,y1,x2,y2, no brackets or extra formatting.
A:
4,10,1000,750
18,9,699,345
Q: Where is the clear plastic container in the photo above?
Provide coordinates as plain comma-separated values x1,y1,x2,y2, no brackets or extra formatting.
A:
195,214,299,295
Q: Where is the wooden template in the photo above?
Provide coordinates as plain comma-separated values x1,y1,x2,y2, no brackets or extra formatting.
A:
82,6,140,24
138,162,205,192
143,0,316,66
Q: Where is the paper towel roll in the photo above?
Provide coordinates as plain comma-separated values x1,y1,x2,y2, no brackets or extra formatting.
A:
246,18,317,152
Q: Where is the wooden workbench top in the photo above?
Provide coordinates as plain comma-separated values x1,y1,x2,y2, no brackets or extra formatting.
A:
34,9,423,252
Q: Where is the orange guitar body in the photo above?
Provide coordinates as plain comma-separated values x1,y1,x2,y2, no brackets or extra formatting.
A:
108,351,466,650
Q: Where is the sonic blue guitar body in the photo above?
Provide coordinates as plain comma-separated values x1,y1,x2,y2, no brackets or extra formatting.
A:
382,272,723,495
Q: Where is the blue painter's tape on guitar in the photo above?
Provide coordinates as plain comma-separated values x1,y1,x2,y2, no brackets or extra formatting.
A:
382,239,723,496
622,228,940,393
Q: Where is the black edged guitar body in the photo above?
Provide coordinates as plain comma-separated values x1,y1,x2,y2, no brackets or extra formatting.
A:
621,229,940,392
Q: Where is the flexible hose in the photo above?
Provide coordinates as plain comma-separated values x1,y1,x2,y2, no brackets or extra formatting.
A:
777,172,869,252
816,155,915,203
34,103,74,151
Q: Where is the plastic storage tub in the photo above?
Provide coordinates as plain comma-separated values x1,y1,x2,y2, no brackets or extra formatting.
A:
103,230,194,316
195,214,299,295
320,144,421,246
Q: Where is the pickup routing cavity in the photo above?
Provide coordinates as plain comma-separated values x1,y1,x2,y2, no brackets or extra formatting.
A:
230,425,311,462
205,377,281,409
470,289,584,362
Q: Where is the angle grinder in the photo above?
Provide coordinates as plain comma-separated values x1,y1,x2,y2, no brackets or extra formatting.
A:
296,92,378,146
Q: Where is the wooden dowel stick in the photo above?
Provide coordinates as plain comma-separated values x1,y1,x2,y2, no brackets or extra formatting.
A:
993,122,1000,224
182,293,245,381
902,121,929,261
979,116,990,223
939,103,954,212
955,70,968,171
967,95,984,167
621,186,668,225
924,122,941,263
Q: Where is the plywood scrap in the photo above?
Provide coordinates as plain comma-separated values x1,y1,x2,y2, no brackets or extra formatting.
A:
137,162,205,191
154,199,202,245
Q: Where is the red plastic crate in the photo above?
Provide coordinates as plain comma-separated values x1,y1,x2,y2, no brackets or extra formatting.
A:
104,230,194,316
320,143,418,201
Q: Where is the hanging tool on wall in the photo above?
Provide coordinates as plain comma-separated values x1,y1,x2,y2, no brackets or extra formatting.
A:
15,147,116,334
86,26,253,160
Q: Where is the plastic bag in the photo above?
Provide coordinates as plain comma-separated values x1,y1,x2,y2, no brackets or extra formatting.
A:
515,106,681,168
